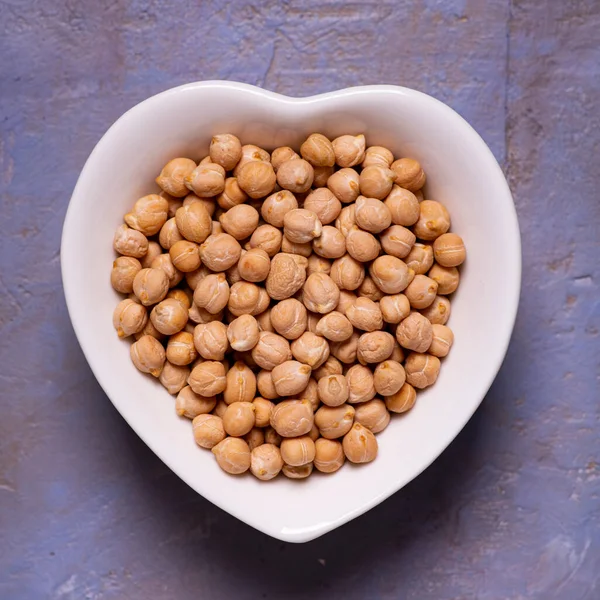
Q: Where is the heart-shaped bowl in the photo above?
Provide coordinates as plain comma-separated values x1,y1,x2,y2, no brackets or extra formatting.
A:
61,81,520,543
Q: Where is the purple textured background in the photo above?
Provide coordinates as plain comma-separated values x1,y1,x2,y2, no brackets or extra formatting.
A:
1,0,599,598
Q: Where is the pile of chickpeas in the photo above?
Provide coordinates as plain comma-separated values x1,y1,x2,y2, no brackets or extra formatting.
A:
111,132,466,480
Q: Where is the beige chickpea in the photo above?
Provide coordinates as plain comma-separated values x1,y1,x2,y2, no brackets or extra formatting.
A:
334,204,356,238
395,312,433,353
385,383,417,413
151,253,183,288
166,331,197,365
185,265,211,290
314,438,345,473
358,276,384,302
405,243,434,275
113,298,148,338
313,165,334,188
270,399,314,437
150,298,188,335
282,463,313,479
125,194,168,236
111,256,142,294
345,297,382,332
433,232,466,267
302,273,340,314
113,224,149,258
336,290,357,314
132,267,169,306
159,217,184,250
271,146,300,171
330,255,365,291
405,352,441,389
271,360,312,396
253,397,274,427
312,355,343,381
233,145,271,177
156,158,197,197
188,304,224,325
404,274,438,309
373,360,406,396
212,437,251,475
270,298,307,340
235,161,276,199
294,377,319,411
219,204,259,240
216,177,248,210
256,374,278,405
213,399,228,419
315,311,353,342
185,163,226,198
290,332,330,369
276,158,314,193
303,188,341,224
248,224,283,257
315,404,355,439
251,331,292,370
226,314,260,352
317,374,349,407
354,399,390,433
199,233,242,272
332,134,365,167
390,340,405,363
192,414,225,449
134,317,165,342
359,165,396,200
343,423,378,463
184,193,217,217
429,324,454,358
228,281,268,316
428,264,460,295
222,401,255,437
188,360,227,396
223,361,257,404
307,255,332,276
345,364,376,404
209,134,242,170
345,228,381,262
300,133,335,167
380,225,416,259
369,255,411,294
260,190,298,227
354,196,392,233
283,209,322,244
281,237,312,257
159,361,189,395
193,273,230,314
391,157,426,191
327,168,360,204
194,321,229,360
130,335,165,377
357,331,395,364
140,240,162,269
413,200,451,240
166,287,192,310
330,331,360,364
281,436,316,467
176,387,215,418
384,185,420,227
169,240,201,273
250,444,283,480
362,146,394,168
265,253,307,300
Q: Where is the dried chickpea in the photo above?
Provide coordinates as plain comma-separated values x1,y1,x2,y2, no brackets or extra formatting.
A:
359,165,396,200
271,146,299,171
257,369,278,400
130,335,165,377
384,185,420,226
373,360,406,396
429,324,454,357
166,331,197,365
223,401,255,437
281,237,312,257
276,158,314,193
253,397,274,427
358,276,384,302
405,352,441,389
270,399,314,437
294,377,319,411
328,168,360,204
302,273,340,314
404,274,438,309
233,145,270,177
209,134,243,170
159,361,189,395
335,204,356,238
271,360,312,396
346,364,376,404
336,290,357,314
413,200,450,240
346,297,383,332
318,374,349,407
396,312,433,353
156,158,197,197
125,194,168,236
362,146,394,168
134,318,165,342
111,256,142,294
332,134,365,167
433,233,466,267
159,218,184,250
169,240,201,273
151,253,183,288
248,224,282,257
194,321,229,360
303,188,341,224
251,331,292,370
227,314,260,352
369,255,411,294
313,355,343,381
283,209,323,244
184,193,217,217
314,438,345,473
219,204,259,240
133,267,169,306
150,298,188,335
330,331,360,364
235,161,276,198
113,298,148,338
216,177,248,210
345,228,381,262
185,265,211,290
313,165,334,187
315,404,355,439
355,196,392,233
185,163,226,198
315,311,353,342
223,361,257,405
380,225,416,259
270,298,307,340
188,360,227,396
212,437,251,475
113,224,149,258
343,423,378,463
167,285,191,309
354,399,390,433
199,233,242,272
192,414,225,448
385,383,417,413
404,243,434,276
428,264,460,295
391,157,426,191
357,331,395,364
228,281,268,316
261,190,298,227
250,444,283,480
193,273,230,314
140,240,162,269
265,253,307,300
300,133,335,167
281,436,316,467
282,463,313,479
307,255,332,276
291,332,330,369
330,255,365,291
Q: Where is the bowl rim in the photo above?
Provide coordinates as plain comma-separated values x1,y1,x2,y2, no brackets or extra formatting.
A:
61,80,521,542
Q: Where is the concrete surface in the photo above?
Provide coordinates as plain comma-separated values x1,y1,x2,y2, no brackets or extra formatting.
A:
1,0,599,598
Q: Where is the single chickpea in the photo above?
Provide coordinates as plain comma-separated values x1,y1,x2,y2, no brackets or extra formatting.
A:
256,308,274,332
354,399,390,433
391,157,426,191
362,146,394,168
270,399,314,437
134,318,165,342
132,268,169,306
354,196,392,233
281,237,313,257
433,233,466,267
199,233,242,272
150,298,188,335
188,360,227,396
233,145,271,177
253,397,274,427
113,224,149,258
265,253,307,300
251,331,292,370
140,240,162,269
300,133,335,167
192,414,225,449
185,265,211,290
283,209,323,244
357,331,395,364
291,332,330,369
358,276,384,302
280,436,316,467
219,204,259,240
420,295,451,325
312,355,343,380
216,177,248,210
159,361,189,395
125,194,169,236
345,297,383,332
250,444,283,480
330,331,360,364
405,352,441,389
193,273,230,314
327,168,360,204
345,228,381,262
342,423,378,463
226,314,260,352
188,304,223,325
151,254,183,288
336,290,357,314
257,369,278,400
395,312,433,353
223,361,257,405
302,273,340,314
303,188,341,224
359,165,396,200
404,274,438,309
413,200,451,240
159,218,184,250
271,360,312,396
380,225,416,259
222,401,255,437
271,146,300,171
330,255,365,291
130,335,165,377
184,193,217,217
334,204,356,238
384,185,420,227
429,324,454,358
113,298,148,338
234,160,276,199
228,281,268,316
282,463,313,479
315,404,355,439
209,134,243,170
270,298,307,340
313,165,334,187
405,243,434,275
332,134,366,167
244,427,265,452
193,321,229,360
185,163,226,198
111,256,142,294
428,264,460,295
212,437,251,475
307,255,332,276
385,383,417,413
315,311,353,342
317,374,349,407
346,364,376,404
166,331,197,365
314,438,345,473
369,255,411,294
248,224,282,257
373,360,406,396
169,240,201,273
276,158,314,193
261,190,298,227
156,158,197,197
390,340,405,363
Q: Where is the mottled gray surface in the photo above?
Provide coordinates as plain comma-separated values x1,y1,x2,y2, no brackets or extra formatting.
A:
1,0,599,598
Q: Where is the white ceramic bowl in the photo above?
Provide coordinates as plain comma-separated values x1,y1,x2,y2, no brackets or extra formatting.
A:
61,81,521,543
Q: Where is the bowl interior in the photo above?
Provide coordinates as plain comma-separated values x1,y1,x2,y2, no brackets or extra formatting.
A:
62,82,520,542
